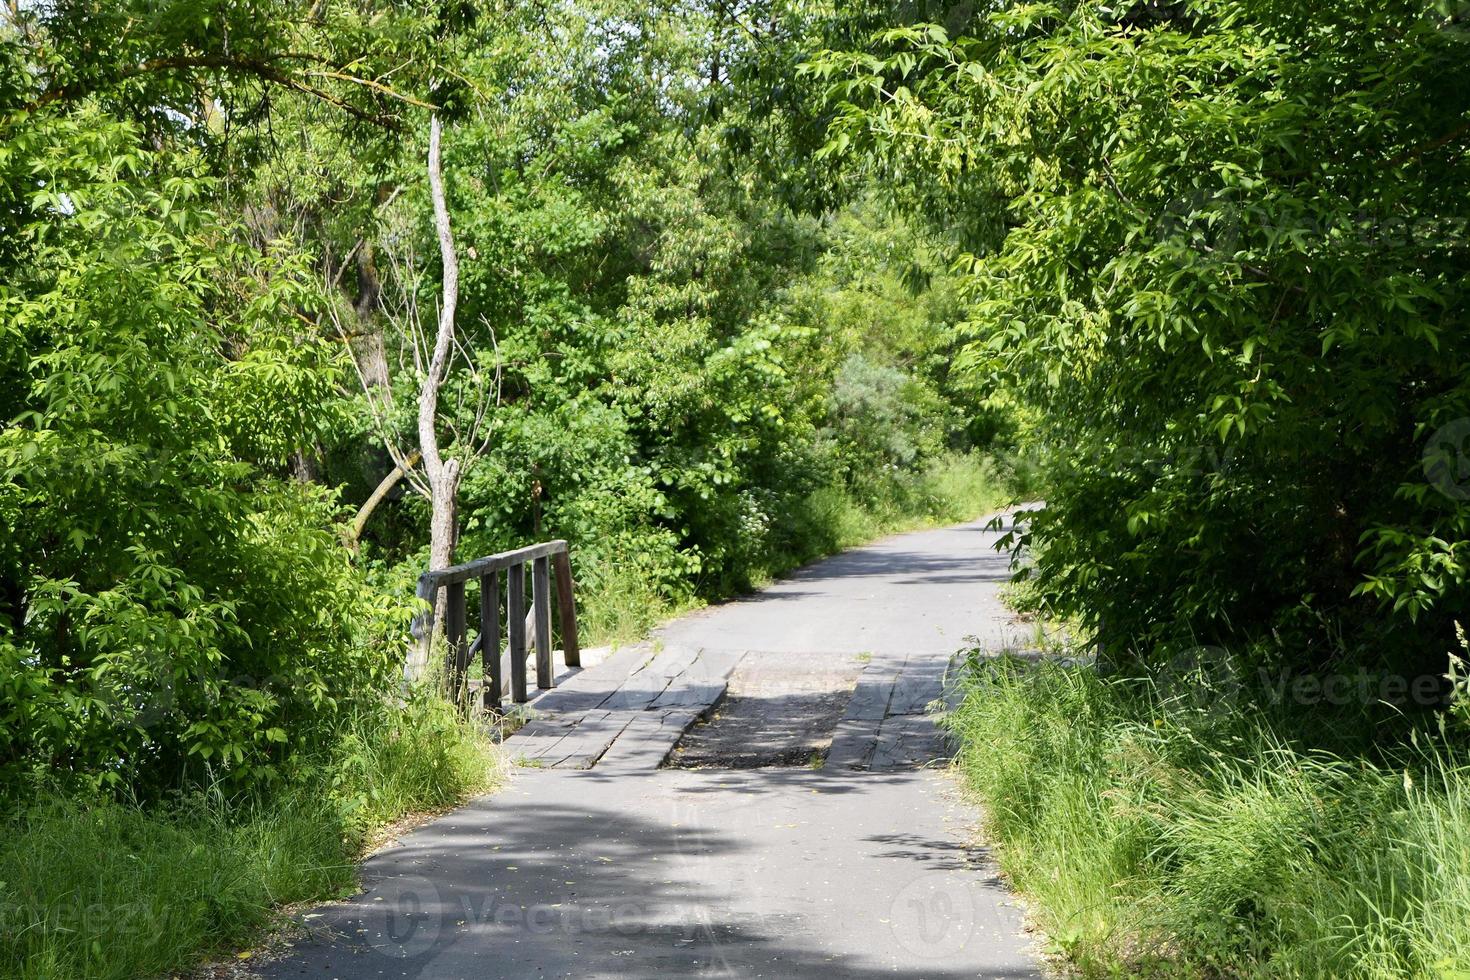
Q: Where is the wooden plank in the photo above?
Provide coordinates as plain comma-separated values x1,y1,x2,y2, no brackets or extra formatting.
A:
412,573,436,660
512,710,636,770
842,662,902,721
425,540,567,587
444,579,468,703
551,549,581,668
521,644,655,714
507,562,528,703
869,714,951,771
480,570,500,712
887,660,946,716
599,645,701,711
825,717,880,770
594,708,702,771
825,660,902,769
547,710,637,769
648,649,743,710
533,556,553,690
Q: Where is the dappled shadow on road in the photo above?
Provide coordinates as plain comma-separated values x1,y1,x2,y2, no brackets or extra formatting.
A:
647,764,923,796
257,768,1039,979
864,832,1006,877
779,547,1014,585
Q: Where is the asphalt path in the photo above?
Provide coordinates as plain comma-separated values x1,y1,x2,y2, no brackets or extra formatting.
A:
260,514,1041,979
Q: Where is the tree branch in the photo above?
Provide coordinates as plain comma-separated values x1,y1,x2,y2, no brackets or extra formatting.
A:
344,450,420,552
26,54,416,130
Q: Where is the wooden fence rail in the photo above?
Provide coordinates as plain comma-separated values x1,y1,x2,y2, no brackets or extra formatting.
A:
416,539,581,709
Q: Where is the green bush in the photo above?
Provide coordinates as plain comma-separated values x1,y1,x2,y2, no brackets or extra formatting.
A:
815,0,1470,674
0,689,499,980
947,657,1470,978
0,135,404,797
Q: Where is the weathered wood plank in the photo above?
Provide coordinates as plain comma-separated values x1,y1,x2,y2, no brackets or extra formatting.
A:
594,708,702,771
824,717,880,769
869,714,951,770
648,649,743,709
824,659,903,768
480,570,500,712
533,556,553,690
539,710,635,769
424,539,568,587
507,563,528,703
444,579,468,703
844,661,904,721
887,659,947,716
551,549,581,668
599,645,700,711
520,644,655,714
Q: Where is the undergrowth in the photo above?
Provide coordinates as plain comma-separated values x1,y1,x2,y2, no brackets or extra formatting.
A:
0,691,500,980
946,656,1470,978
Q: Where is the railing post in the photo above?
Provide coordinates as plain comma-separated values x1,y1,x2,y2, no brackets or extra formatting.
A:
409,573,435,682
416,540,578,702
480,570,500,712
507,562,528,703
533,555,553,689
444,579,468,703
552,547,581,668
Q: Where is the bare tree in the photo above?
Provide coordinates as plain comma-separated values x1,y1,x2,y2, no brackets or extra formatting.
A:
415,112,466,677
330,113,500,679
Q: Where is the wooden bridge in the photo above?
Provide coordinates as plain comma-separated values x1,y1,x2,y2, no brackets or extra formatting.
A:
416,540,581,710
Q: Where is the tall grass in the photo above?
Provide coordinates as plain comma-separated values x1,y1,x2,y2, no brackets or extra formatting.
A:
946,657,1470,978
576,561,685,647
0,691,501,980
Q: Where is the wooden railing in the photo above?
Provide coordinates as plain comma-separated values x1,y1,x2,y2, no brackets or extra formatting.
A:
416,540,581,710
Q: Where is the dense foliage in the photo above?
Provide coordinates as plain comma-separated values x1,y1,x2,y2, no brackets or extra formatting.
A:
5,0,1470,976
0,0,1002,797
2,112,401,794
814,0,1470,678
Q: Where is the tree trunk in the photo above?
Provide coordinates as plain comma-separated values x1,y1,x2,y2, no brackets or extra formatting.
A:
406,113,463,681
427,458,461,609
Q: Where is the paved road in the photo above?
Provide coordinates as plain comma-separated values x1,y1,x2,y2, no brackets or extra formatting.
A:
260,515,1040,979
658,517,1020,658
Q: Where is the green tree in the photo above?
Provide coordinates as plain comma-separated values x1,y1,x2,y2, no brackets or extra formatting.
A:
812,0,1470,674
0,0,435,793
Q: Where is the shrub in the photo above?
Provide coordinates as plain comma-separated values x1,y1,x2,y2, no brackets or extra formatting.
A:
815,0,1470,675
0,688,499,980
947,656,1470,977
0,135,401,796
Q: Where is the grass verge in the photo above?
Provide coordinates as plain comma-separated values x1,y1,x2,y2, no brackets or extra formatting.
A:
0,690,501,980
946,656,1470,979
